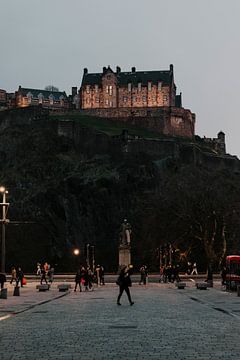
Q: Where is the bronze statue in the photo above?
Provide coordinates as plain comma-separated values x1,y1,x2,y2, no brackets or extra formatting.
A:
119,219,132,246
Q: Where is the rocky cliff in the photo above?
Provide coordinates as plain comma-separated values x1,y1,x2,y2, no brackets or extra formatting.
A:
0,107,240,272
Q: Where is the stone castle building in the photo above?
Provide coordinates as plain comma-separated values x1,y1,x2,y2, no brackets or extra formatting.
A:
15,86,69,111
80,65,195,138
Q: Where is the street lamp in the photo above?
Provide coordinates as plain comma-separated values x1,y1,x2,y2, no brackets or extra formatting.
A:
0,187,9,273
73,248,80,256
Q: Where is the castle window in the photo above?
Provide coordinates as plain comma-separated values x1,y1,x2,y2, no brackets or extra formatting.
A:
142,96,147,103
86,85,90,94
106,86,109,94
38,93,43,104
49,94,54,105
138,83,141,92
128,83,131,92
123,96,128,102
109,85,113,95
105,99,109,105
95,85,98,92
95,97,99,103
27,92,33,104
148,82,152,91
163,95,168,102
109,100,112,107
158,81,162,91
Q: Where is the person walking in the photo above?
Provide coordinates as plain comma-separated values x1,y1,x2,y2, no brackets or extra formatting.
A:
191,262,198,275
10,266,17,284
116,265,134,306
40,266,48,284
74,270,82,292
16,267,24,287
99,265,105,285
139,265,147,285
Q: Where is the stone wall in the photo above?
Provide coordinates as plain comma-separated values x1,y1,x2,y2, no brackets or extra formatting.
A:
80,106,195,138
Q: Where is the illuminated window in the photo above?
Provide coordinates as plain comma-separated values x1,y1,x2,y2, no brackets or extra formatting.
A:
109,100,112,107
142,96,147,102
106,86,109,94
95,98,99,103
86,85,90,94
158,81,162,91
138,83,141,92
109,85,113,95
128,83,131,92
123,96,128,102
38,93,43,104
148,82,152,91
49,94,54,105
95,85,98,92
105,99,109,105
27,92,33,104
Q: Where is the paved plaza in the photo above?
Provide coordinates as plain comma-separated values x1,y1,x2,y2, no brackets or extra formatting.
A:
0,279,240,359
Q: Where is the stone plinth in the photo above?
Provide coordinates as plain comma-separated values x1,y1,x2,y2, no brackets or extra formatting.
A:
119,245,131,268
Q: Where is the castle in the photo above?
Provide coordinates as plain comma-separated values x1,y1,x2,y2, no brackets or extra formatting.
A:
0,64,227,150
79,65,195,138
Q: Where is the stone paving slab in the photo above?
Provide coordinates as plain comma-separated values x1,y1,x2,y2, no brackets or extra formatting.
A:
0,282,240,359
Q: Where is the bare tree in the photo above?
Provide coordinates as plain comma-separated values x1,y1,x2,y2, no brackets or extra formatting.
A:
44,85,59,92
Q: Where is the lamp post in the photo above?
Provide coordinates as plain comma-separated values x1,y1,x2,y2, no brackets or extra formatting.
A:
0,187,9,273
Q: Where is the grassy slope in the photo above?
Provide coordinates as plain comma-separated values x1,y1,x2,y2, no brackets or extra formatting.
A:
50,113,185,140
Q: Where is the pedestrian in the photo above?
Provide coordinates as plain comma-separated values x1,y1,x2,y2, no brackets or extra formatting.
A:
159,266,164,283
48,267,54,283
116,265,134,306
40,266,48,284
16,267,24,287
74,270,82,292
221,266,227,286
95,265,101,286
187,262,192,275
99,265,105,285
191,262,198,275
139,265,147,285
36,263,41,276
0,273,6,289
10,266,17,284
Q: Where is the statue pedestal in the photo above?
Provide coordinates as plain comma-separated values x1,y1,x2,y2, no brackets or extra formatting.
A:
119,245,131,268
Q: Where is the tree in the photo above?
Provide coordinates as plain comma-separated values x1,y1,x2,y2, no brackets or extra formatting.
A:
44,85,59,92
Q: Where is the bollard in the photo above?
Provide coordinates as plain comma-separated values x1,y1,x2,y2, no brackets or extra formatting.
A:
0,288,7,299
13,286,20,296
237,285,240,297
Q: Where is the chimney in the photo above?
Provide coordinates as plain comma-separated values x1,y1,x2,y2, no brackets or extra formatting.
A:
72,87,77,97
103,66,107,73
116,66,121,73
84,68,88,75
131,67,136,73
169,64,174,72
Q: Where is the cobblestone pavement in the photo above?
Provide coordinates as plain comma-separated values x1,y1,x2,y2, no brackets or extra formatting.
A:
0,281,240,359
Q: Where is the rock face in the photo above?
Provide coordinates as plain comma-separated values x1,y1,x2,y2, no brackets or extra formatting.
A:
0,107,240,272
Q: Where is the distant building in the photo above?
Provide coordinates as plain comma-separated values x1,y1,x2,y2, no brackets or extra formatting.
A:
202,131,226,155
15,86,69,111
80,64,182,109
79,65,195,138
0,89,7,108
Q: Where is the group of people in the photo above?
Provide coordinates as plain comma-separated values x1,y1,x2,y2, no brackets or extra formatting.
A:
36,262,54,284
10,266,25,287
159,265,181,283
74,264,105,292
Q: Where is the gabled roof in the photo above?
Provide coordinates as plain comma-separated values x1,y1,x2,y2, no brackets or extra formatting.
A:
81,68,173,87
18,87,67,100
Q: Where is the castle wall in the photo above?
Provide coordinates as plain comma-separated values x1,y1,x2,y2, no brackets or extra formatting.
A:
80,106,195,138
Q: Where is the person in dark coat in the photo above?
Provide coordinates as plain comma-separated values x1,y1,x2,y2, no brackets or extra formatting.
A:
74,270,82,292
0,273,6,289
40,267,48,284
117,265,134,306
16,267,24,287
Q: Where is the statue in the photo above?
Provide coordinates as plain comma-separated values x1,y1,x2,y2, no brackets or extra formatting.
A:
119,219,132,246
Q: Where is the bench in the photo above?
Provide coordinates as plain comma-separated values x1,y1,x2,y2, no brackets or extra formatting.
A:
36,284,50,291
176,282,186,289
196,282,208,290
57,284,71,292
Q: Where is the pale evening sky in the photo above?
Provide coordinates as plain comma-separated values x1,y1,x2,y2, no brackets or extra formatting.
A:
1,0,240,156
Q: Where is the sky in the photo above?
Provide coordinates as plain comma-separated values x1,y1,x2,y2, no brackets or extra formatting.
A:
1,0,240,156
